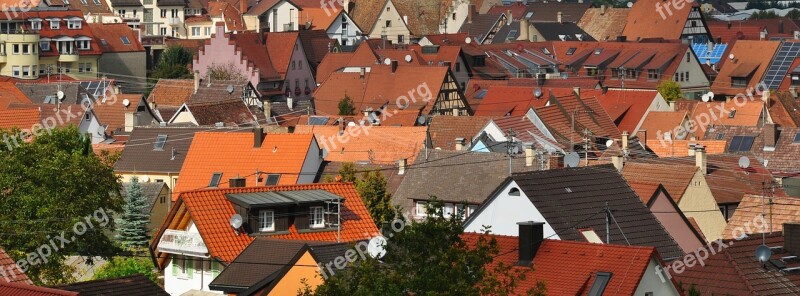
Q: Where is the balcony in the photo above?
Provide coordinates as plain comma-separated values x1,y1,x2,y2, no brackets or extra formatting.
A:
157,229,208,257
168,17,181,26
58,51,79,62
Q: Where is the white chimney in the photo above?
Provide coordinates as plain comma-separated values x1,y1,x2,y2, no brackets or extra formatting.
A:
343,0,350,13
525,144,534,167
455,138,465,151
695,145,707,175
287,97,293,110
621,131,629,153
193,70,200,94
557,11,563,23
688,143,696,156
398,158,406,175
612,155,623,172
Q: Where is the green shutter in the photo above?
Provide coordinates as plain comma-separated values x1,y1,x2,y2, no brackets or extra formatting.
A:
211,261,219,278
171,255,178,277
187,257,194,279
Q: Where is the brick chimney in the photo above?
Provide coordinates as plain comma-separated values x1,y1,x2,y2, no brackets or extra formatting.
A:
229,177,246,187
398,158,407,175
549,153,563,169
239,0,247,14
764,123,777,147
467,2,475,24
253,126,264,148
516,221,545,266
455,137,465,151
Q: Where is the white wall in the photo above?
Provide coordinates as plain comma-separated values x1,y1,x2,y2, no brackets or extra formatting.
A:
633,258,682,295
163,222,222,296
327,12,361,47
464,180,560,239
438,0,469,34
298,137,323,184
264,1,300,32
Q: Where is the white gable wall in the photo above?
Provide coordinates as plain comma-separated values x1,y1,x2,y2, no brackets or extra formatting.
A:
464,180,560,239
633,257,682,295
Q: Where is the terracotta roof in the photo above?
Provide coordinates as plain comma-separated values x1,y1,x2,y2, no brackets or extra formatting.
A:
463,234,662,295
582,88,661,134
638,111,688,141
219,31,282,81
265,32,299,77
185,98,261,126
297,29,336,74
647,139,727,157
0,104,87,131
488,2,590,22
707,19,800,43
711,40,781,96
245,0,297,16
627,180,662,204
57,274,169,295
577,7,630,41
0,283,76,296
297,7,340,31
427,115,493,150
0,246,31,284
622,0,697,40
723,195,800,239
0,82,32,109
674,233,800,295
173,131,315,199
184,15,211,23
92,94,141,135
10,10,103,57
768,92,800,128
152,183,378,267
473,86,568,117
148,79,194,107
88,23,144,53
689,101,765,139
421,33,469,46
0,108,40,130
293,125,426,164
622,162,697,203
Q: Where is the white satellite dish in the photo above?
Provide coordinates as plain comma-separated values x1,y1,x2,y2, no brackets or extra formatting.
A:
321,148,329,158
605,139,614,148
404,54,412,63
565,152,580,168
701,94,710,102
465,37,472,44
347,121,357,127
383,58,392,65
226,85,234,94
533,87,543,98
729,53,735,60
122,99,131,107
367,236,387,259
140,176,150,182
707,91,714,98
738,156,751,169
416,115,427,125
755,244,772,263
626,1,633,7
56,91,65,101
230,214,243,229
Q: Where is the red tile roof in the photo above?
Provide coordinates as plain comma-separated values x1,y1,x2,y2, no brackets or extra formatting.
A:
638,111,688,141
88,23,144,53
723,195,800,239
0,247,32,284
627,180,662,204
647,140,726,157
473,86,567,117
173,131,316,200
17,10,103,57
582,89,662,134
92,94,141,134
0,283,77,296
0,82,32,109
293,125,426,164
463,234,664,295
622,0,698,40
152,183,378,267
622,162,697,203
265,32,299,78
689,101,765,139
711,40,781,96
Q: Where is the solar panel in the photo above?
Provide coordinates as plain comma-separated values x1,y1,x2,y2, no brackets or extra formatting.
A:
740,136,754,151
566,48,577,55
763,41,800,89
308,116,329,125
475,89,488,99
154,134,167,150
716,132,725,140
729,135,755,151
728,136,743,151
121,36,130,45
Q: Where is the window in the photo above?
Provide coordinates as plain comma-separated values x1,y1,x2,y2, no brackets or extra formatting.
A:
443,203,454,217
171,9,178,18
32,65,36,75
508,188,521,196
67,20,81,29
258,210,274,231
398,34,404,44
30,20,41,30
716,132,725,140
588,272,612,296
118,9,125,16
21,66,29,77
415,201,427,217
685,71,689,81
120,36,130,45
452,12,456,20
298,60,302,70
39,41,49,51
92,0,99,4
80,0,86,4
154,135,167,150
84,113,90,121
732,77,747,87
647,69,659,80
291,61,295,70
310,206,325,228
85,62,92,73
191,27,200,36
794,132,800,143
385,20,391,27
160,9,166,18
12,44,19,54
78,63,84,73
686,51,691,62
265,174,280,185
50,20,59,29
160,27,167,35
566,47,577,55
729,109,736,118
11,66,19,77
455,62,461,72
209,172,222,187
77,40,90,50
728,135,755,152
204,27,211,36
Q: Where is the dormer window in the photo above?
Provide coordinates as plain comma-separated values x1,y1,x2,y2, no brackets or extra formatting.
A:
30,19,41,30
67,20,81,29
731,77,747,87
258,210,274,232
309,206,325,228
50,19,60,29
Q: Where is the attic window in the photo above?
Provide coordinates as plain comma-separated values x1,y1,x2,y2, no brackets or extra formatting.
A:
265,174,280,186
715,132,725,140
542,48,550,55
728,109,736,118
594,48,603,55
588,272,613,296
728,135,755,152
209,172,222,187
508,188,520,196
793,132,800,143
565,187,573,193
566,48,577,55
100,39,108,46
579,228,603,244
154,134,167,150
120,36,130,45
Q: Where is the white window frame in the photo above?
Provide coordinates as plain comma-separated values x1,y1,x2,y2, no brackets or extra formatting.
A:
443,203,454,218
11,66,19,77
30,20,41,30
12,44,19,54
85,62,92,73
78,40,90,50
191,26,200,36
178,255,188,278
50,20,59,29
39,41,49,51
415,201,427,217
310,206,325,228
258,210,274,232
78,63,84,73
21,44,29,54
204,26,211,36
21,66,29,77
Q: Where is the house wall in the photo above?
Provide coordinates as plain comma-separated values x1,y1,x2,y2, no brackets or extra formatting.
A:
163,222,222,295
298,137,323,184
633,257,682,295
268,251,323,295
117,173,177,231
154,5,187,37
80,112,106,144
674,49,710,99
367,0,411,44
677,171,727,241
284,37,316,101
326,12,361,47
171,108,198,125
99,51,147,94
193,25,261,88
150,185,170,234
261,1,300,32
649,191,704,253
452,54,470,90
0,33,39,79
438,0,468,34
39,56,99,80
463,180,561,239
186,22,214,39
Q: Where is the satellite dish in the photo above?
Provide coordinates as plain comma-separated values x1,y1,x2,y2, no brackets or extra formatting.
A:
321,148,329,158
701,94,710,102
729,53,735,60
230,214,243,229
739,156,751,169
347,121,356,127
122,99,131,107
465,37,472,44
383,58,392,65
57,91,65,101
140,176,150,182
416,115,427,125
626,1,633,7
226,85,234,94
367,236,387,259
605,139,614,148
755,244,772,263
404,54,412,63
533,87,543,98
565,152,580,168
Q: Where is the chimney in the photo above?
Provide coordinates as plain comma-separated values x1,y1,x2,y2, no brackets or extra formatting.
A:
518,17,529,41
601,4,606,15
612,155,623,172
253,127,264,148
507,10,513,23
669,101,675,111
573,86,580,96
229,177,246,187
263,101,272,123
780,20,785,34
239,0,247,14
359,67,366,79
391,60,399,73
455,137,465,151
548,153,563,169
621,131,629,153
688,143,696,156
398,158,407,175
637,130,647,148
516,221,545,266
557,11,563,24
468,2,475,24
765,123,777,147
784,223,800,256
695,145,707,175
193,70,200,94
124,112,136,132
343,0,350,12
287,97,293,109
525,144,534,167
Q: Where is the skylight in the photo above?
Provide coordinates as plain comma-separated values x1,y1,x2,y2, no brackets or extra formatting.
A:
566,48,577,55
154,134,167,150
120,36,130,45
587,272,613,296
716,132,725,140
729,109,736,118
265,174,281,186
793,132,800,143
209,172,223,187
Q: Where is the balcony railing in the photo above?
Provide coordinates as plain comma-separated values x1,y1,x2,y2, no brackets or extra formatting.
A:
157,229,208,256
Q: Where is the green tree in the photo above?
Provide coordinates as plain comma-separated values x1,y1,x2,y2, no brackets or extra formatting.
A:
748,10,780,19
355,171,396,227
206,62,247,81
151,45,193,79
786,9,800,19
657,80,683,102
0,126,123,284
338,94,356,116
93,256,158,283
116,177,151,248
337,162,357,183
299,200,542,295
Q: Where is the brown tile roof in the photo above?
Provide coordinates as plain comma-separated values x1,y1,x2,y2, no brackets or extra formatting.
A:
622,0,696,40
707,19,800,43
349,0,388,33
92,94,141,135
648,139,726,157
88,23,144,53
627,180,662,204
114,127,214,173
711,40,781,96
315,42,380,83
186,99,261,126
427,115,493,150
297,29,336,74
488,2,590,22
689,101,765,139
724,195,800,239
293,125,426,164
57,274,168,295
392,0,445,36
577,7,629,41
147,79,194,107
769,92,800,128
622,162,697,203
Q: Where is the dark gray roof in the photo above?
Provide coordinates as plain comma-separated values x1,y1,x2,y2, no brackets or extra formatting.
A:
157,0,187,6
57,274,169,296
530,22,595,41
16,83,94,105
393,149,539,211
501,164,683,259
226,190,343,207
120,181,167,208
114,127,217,173
108,0,142,6
492,21,520,43
459,13,504,44
309,242,358,266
